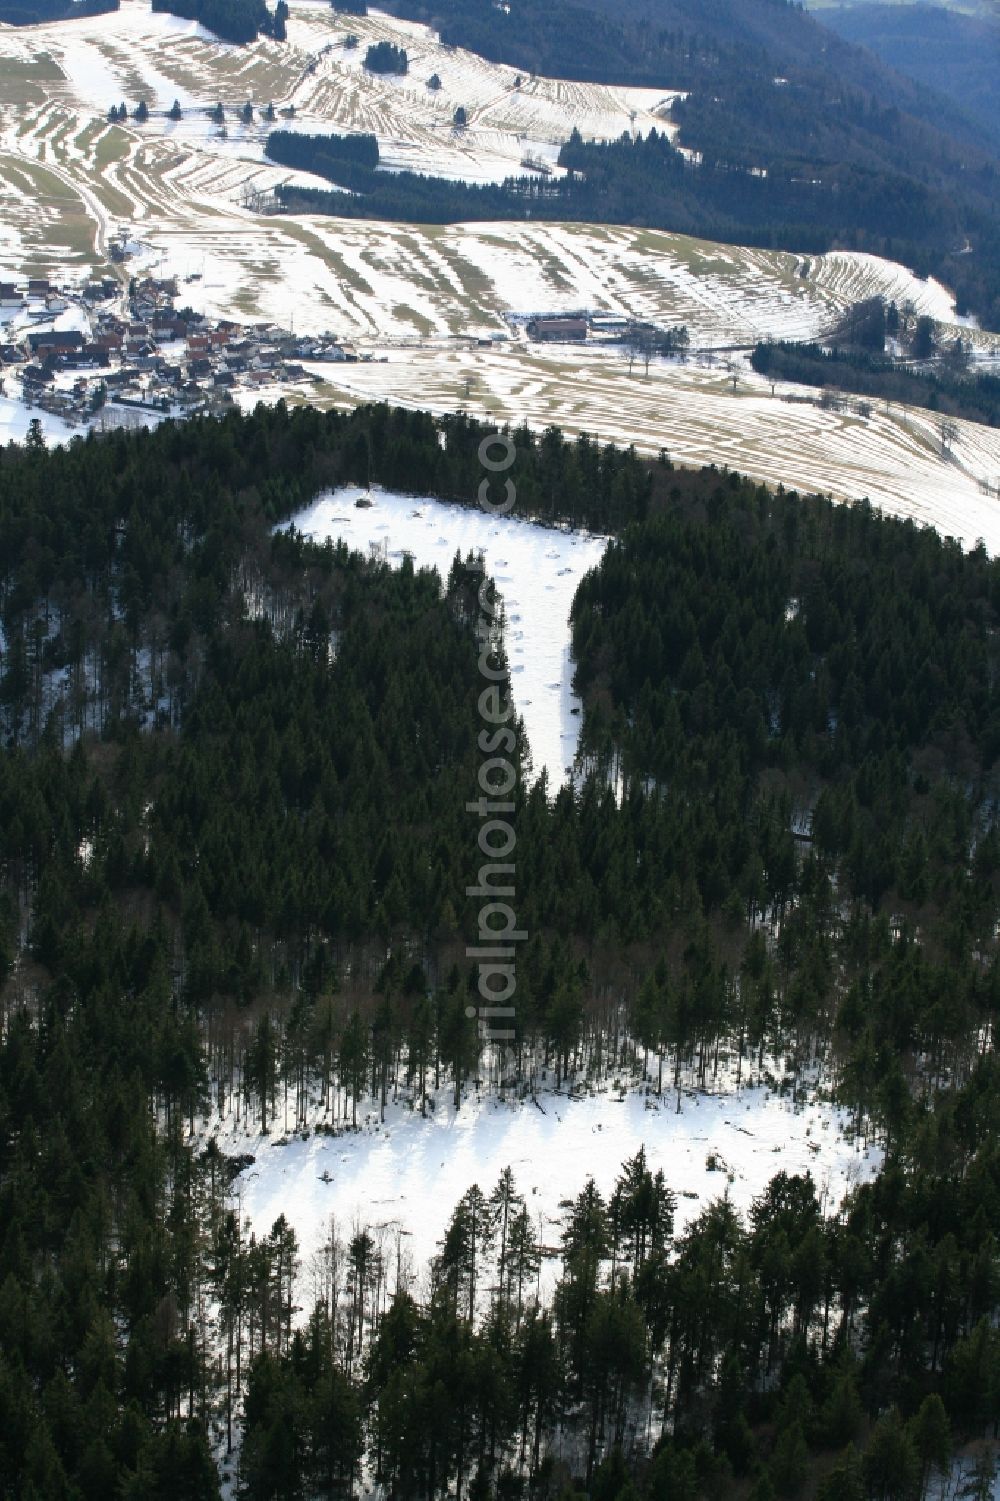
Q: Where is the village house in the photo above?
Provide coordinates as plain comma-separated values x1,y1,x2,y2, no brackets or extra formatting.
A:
50,349,93,370
103,367,144,390
83,279,117,302
0,272,366,428
28,329,85,355
152,315,187,341
526,316,588,342
97,315,128,339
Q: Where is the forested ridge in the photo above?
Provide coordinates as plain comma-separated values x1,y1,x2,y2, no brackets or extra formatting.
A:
817,4,1000,154
0,405,999,1496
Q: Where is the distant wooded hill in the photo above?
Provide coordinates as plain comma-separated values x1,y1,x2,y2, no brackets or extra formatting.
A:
817,3,1000,151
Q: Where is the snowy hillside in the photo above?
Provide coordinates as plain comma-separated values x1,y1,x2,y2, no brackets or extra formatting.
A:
276,349,1000,555
1,0,997,543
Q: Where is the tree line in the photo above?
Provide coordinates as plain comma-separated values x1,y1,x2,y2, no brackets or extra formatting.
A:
751,340,1000,429
265,130,381,193
0,0,116,21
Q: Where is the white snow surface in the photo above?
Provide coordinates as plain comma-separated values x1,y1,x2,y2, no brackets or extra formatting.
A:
232,1076,879,1299
290,485,609,786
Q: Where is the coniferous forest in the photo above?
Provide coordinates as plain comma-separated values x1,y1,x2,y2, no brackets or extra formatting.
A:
749,343,1000,430
0,404,999,1498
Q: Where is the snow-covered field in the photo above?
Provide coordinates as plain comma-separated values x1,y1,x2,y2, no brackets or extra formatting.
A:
0,0,985,344
291,485,608,785
0,390,76,444
284,348,1000,554
229,1074,879,1298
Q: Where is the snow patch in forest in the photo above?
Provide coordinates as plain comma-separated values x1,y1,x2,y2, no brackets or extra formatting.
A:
230,1077,879,1301
289,485,609,787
